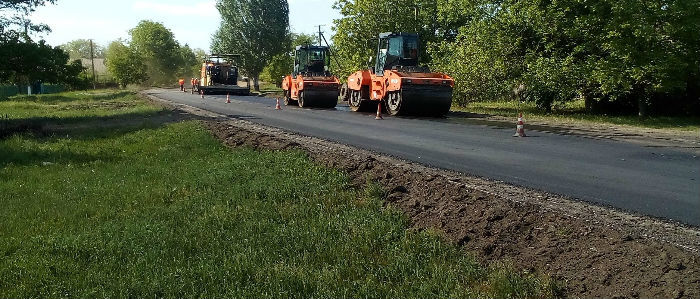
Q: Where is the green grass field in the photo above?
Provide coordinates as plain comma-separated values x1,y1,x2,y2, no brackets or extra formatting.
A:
0,91,559,298
454,100,700,132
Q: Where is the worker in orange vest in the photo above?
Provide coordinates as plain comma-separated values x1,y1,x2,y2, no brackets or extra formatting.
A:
178,78,185,91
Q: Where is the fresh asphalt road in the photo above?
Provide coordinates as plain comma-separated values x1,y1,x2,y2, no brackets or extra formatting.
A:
147,89,700,227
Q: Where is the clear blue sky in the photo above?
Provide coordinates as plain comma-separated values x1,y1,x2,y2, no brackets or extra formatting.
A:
29,0,342,51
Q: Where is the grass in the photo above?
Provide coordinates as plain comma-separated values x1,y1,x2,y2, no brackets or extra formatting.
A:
454,99,700,132
257,81,283,94
0,90,560,298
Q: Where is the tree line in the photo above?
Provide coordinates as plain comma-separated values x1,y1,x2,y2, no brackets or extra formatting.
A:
1,1,203,90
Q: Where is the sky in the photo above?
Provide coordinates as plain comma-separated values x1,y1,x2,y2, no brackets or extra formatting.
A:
29,0,342,51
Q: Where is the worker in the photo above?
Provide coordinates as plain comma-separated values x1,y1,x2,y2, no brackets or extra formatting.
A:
178,78,185,91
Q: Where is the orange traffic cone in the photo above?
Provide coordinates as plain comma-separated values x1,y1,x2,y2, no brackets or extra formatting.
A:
226,93,231,103
375,101,383,120
513,112,527,137
275,98,282,110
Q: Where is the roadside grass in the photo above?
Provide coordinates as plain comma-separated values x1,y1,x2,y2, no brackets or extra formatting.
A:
0,90,560,298
454,99,700,132
258,81,284,95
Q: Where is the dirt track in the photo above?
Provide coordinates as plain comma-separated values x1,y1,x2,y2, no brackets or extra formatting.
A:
150,95,700,299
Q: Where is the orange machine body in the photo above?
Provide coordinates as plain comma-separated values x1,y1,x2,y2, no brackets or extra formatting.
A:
346,70,453,101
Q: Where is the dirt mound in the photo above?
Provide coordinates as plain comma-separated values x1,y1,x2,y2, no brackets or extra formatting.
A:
206,120,699,299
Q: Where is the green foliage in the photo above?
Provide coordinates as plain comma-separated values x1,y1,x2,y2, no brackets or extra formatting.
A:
60,39,105,60
0,0,55,41
0,39,84,88
0,91,559,298
129,20,182,85
177,44,199,79
213,0,290,91
105,40,147,88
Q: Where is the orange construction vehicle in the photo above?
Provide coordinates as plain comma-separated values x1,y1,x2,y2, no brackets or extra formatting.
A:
282,45,340,108
344,32,454,116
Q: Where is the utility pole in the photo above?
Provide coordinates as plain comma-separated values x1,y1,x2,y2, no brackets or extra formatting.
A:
90,39,96,90
318,25,322,47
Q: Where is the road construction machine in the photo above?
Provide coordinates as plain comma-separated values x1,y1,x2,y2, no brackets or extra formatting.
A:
282,45,340,108
345,32,453,116
196,54,250,95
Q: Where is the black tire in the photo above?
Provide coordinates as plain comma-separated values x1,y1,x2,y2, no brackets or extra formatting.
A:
349,90,372,112
387,91,402,116
283,90,297,106
298,91,306,108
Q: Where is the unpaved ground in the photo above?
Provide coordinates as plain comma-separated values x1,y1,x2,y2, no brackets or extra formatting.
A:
149,95,700,299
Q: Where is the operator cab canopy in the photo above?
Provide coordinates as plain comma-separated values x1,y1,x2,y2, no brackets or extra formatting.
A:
294,45,332,77
375,32,419,75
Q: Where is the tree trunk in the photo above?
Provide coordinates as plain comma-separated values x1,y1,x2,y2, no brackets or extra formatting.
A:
253,77,260,92
638,94,648,117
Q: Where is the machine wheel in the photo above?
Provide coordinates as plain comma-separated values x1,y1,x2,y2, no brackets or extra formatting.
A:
283,90,297,106
349,90,372,112
339,83,350,102
387,91,403,116
298,91,306,108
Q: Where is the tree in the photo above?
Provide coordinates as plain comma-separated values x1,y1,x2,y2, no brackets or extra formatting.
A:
0,39,85,87
0,0,54,41
422,0,700,115
105,40,147,88
177,44,199,78
60,39,105,60
212,0,289,91
129,20,181,85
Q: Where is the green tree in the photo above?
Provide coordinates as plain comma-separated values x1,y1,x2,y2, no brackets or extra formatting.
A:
177,44,199,78
105,40,147,88
423,0,700,115
192,48,206,78
0,0,54,41
0,39,85,88
129,20,181,85
60,39,105,60
212,0,289,91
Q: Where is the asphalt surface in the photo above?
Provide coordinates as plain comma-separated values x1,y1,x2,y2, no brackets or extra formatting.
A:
147,89,700,226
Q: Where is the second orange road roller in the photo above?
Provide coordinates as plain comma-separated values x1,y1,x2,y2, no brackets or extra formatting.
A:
282,45,340,108
344,32,454,116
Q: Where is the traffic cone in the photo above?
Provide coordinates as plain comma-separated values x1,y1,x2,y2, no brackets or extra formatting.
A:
275,97,282,110
375,101,383,120
513,112,527,137
226,93,231,103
